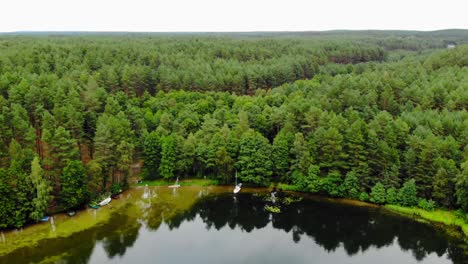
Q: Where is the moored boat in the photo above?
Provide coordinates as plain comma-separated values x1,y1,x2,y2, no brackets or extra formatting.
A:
233,171,242,194
98,197,111,206
88,204,99,209
168,177,180,188
233,183,242,194
67,211,76,217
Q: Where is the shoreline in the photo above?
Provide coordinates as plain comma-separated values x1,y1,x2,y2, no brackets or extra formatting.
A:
136,179,467,239
383,205,468,238
0,182,465,256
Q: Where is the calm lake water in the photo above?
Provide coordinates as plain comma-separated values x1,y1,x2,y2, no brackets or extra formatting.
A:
0,186,466,264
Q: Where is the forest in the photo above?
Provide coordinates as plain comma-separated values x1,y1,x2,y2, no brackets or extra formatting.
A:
0,30,467,229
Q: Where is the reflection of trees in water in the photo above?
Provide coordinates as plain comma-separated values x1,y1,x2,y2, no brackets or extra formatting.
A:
169,193,465,264
98,211,141,259
2,192,465,264
0,229,97,264
0,209,141,264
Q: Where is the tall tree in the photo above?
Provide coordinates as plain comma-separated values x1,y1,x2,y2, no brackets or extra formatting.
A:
290,132,312,177
236,131,272,185
271,131,293,180
29,157,51,221
159,135,175,179
60,160,89,210
143,131,161,180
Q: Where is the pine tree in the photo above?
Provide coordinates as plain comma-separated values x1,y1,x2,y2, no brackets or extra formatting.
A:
398,179,418,207
43,126,79,180
236,131,272,185
159,135,175,179
215,147,234,183
386,187,398,204
339,170,360,199
432,158,458,208
290,132,312,177
29,157,51,221
60,160,89,210
314,127,347,174
179,133,197,177
143,131,161,180
344,120,369,177
271,131,292,180
370,182,386,204
116,141,134,185
455,161,468,212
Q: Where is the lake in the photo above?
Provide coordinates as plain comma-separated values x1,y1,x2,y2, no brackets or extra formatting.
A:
0,186,466,264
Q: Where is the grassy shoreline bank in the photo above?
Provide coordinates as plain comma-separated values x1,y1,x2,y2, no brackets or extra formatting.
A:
384,205,468,237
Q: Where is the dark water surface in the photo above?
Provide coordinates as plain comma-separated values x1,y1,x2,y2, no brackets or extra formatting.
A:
0,186,466,264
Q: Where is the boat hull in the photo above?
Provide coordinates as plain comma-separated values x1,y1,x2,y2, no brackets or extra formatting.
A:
98,197,111,206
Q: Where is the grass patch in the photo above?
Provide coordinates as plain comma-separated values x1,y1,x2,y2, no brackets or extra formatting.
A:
385,205,468,236
132,178,219,187
277,183,301,191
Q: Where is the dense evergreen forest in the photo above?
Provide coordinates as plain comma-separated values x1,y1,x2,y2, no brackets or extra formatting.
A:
0,31,467,229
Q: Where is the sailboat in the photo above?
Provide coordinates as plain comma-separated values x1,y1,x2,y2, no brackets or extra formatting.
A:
168,177,180,188
233,171,242,194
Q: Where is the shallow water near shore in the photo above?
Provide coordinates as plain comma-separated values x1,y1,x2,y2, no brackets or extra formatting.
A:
0,186,466,264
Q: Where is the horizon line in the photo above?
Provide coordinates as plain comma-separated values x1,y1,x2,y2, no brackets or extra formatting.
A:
1,28,467,34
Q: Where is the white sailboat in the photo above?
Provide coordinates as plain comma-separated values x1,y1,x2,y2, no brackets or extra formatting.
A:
168,177,180,188
233,172,242,194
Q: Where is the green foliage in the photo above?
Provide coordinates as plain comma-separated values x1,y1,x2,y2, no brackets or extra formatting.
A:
359,192,369,202
454,161,468,212
292,165,320,192
370,182,386,204
236,131,272,185
277,183,301,192
321,171,344,197
386,187,398,205
398,179,419,207
60,160,90,211
306,165,321,193
29,157,51,221
339,171,360,199
110,183,122,196
290,133,312,177
143,131,161,180
272,131,292,180
314,127,347,174
0,169,13,228
432,158,458,208
86,160,103,198
159,135,176,179
0,34,467,228
418,199,436,211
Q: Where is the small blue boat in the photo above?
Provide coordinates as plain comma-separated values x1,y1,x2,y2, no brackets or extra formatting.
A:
40,216,49,222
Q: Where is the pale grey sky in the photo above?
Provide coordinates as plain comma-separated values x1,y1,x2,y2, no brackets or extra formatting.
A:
1,0,467,32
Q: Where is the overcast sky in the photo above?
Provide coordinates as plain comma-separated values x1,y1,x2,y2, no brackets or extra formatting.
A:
1,0,467,32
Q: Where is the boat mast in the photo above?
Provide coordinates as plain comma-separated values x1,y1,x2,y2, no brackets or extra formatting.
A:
235,170,237,186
